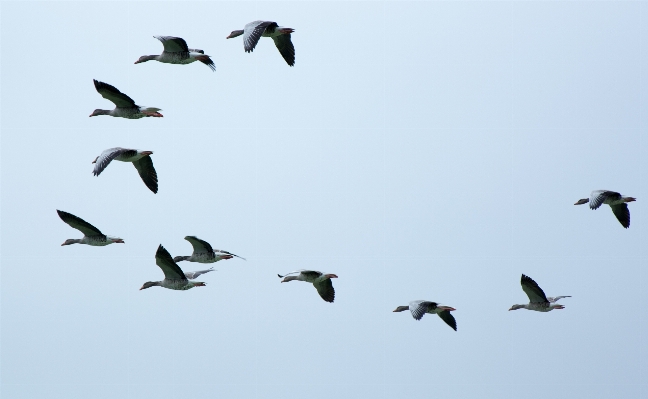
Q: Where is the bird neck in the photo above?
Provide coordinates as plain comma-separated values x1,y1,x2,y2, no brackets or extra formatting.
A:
393,306,410,312
228,30,244,39
173,255,191,262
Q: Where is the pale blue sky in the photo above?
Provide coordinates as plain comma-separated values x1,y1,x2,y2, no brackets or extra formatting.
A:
1,1,646,398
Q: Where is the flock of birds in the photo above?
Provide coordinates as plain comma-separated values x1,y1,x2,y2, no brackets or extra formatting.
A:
57,21,638,332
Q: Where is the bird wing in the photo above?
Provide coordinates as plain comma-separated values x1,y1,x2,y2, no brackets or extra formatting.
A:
184,267,215,279
243,21,276,52
93,79,136,108
610,203,630,228
132,156,158,194
589,190,619,210
194,55,216,71
547,295,571,303
93,148,136,176
437,310,457,331
409,300,437,321
57,210,105,237
214,249,246,260
272,34,295,66
155,36,189,53
184,236,214,255
521,274,549,303
155,244,187,280
313,278,335,303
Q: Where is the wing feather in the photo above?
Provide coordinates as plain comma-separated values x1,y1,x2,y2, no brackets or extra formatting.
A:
155,244,187,280
272,34,295,66
521,274,549,303
610,203,630,228
313,278,335,303
132,156,158,193
93,148,136,176
243,21,275,52
57,210,104,237
155,36,189,53
437,310,457,331
93,79,136,108
184,236,213,255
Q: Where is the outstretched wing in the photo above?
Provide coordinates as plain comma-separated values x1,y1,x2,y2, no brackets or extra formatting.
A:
132,156,158,194
589,190,619,210
184,236,213,255
521,274,549,304
547,295,571,303
57,210,104,237
154,36,189,53
93,79,136,108
272,34,295,66
93,148,136,176
155,244,187,281
243,21,276,52
610,203,630,228
184,267,215,279
437,310,457,331
313,278,335,303
409,300,437,321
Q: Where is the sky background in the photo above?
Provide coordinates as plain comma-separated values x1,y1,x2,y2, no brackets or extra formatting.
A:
1,1,646,398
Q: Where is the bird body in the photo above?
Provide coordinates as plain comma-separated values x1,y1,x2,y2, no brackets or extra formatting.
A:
227,21,295,66
173,236,245,264
135,36,215,71
140,245,212,291
574,190,636,228
92,147,158,193
393,300,457,330
509,274,570,312
57,210,124,246
90,80,162,119
278,270,337,302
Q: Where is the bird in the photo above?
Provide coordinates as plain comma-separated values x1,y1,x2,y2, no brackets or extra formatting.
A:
135,36,215,71
574,190,636,228
226,21,295,66
90,79,163,119
91,148,158,193
509,274,570,312
57,210,124,246
278,270,337,302
393,300,457,331
140,245,213,291
173,236,245,263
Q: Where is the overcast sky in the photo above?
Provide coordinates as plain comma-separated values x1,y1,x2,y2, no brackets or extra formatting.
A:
1,1,646,398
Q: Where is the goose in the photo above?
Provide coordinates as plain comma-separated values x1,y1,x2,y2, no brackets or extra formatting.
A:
90,80,163,119
173,236,245,263
574,190,636,228
135,36,215,71
509,274,570,312
140,245,212,291
57,210,124,246
278,270,337,302
227,21,295,66
393,300,457,331
92,148,158,193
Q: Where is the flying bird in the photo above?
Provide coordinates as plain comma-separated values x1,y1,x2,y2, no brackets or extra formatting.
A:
91,148,158,193
90,79,163,119
509,274,570,312
57,210,124,246
278,270,337,302
135,36,215,71
574,190,636,228
140,245,213,291
227,21,295,66
173,236,245,263
393,300,457,331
